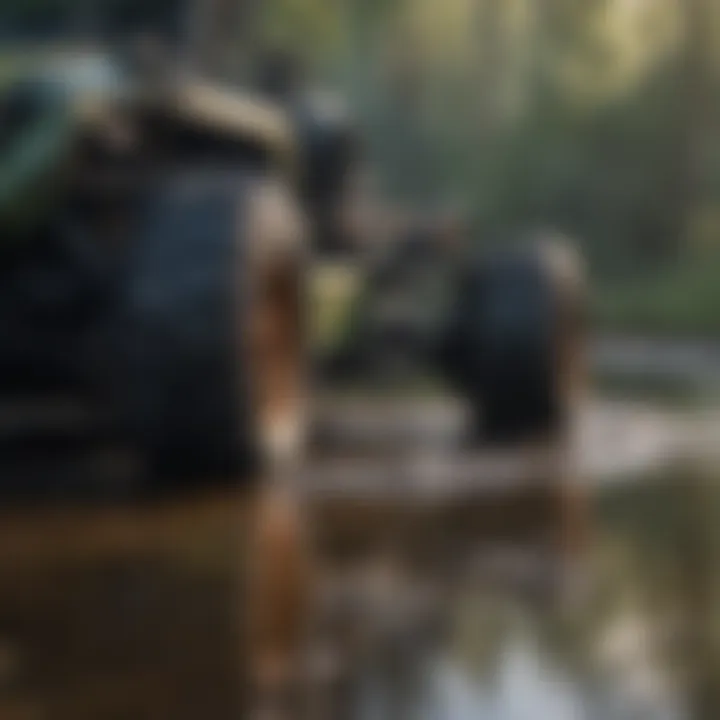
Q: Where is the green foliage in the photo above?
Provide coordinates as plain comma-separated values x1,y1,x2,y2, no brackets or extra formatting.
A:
477,61,683,274
258,0,348,67
596,249,720,336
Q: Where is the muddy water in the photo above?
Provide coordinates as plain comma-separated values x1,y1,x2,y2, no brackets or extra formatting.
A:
0,492,252,720
355,473,720,720
0,410,717,719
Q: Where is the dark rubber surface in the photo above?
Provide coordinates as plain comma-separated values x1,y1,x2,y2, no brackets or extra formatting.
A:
109,172,258,484
439,246,561,443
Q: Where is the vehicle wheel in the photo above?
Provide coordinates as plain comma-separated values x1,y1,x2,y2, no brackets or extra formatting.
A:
108,171,306,486
438,234,585,444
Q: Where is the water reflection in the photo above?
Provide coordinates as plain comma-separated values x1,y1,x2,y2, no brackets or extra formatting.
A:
355,471,719,720
0,438,717,719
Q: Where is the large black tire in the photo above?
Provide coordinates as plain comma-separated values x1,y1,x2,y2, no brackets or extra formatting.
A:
0,228,104,395
439,237,584,444
108,171,305,486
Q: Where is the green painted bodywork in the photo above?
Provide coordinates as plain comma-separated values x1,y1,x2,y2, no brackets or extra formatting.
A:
310,261,366,356
0,83,76,237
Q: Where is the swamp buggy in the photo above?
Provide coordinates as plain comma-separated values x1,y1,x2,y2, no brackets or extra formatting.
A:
0,35,587,720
